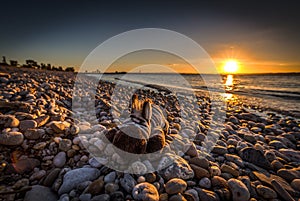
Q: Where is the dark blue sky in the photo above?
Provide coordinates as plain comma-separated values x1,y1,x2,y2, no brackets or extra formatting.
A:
1,0,300,73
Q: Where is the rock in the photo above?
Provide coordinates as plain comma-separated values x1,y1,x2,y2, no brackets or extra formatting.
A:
58,168,100,195
220,164,239,177
199,177,211,188
88,157,102,168
12,158,40,174
132,182,159,201
279,149,300,162
53,152,67,168
189,157,209,169
251,127,262,133
253,171,298,197
24,185,58,201
33,142,47,150
209,166,221,177
185,143,198,157
0,131,24,145
104,171,117,183
224,154,244,167
85,177,104,195
256,185,277,199
271,179,295,201
110,191,124,201
184,189,199,201
212,146,228,155
120,174,137,193
190,164,210,179
277,168,300,182
35,115,50,127
228,116,239,124
228,178,250,201
24,128,44,140
211,176,228,189
160,156,194,180
131,161,147,175
59,139,72,151
165,178,187,194
271,160,284,171
19,120,37,131
43,168,61,186
291,179,300,191
105,183,119,194
196,188,220,201
79,194,92,201
169,194,187,201
91,194,110,201
29,170,46,180
49,121,69,133
239,147,271,169
269,140,287,149
12,178,30,190
145,173,156,183
0,115,19,127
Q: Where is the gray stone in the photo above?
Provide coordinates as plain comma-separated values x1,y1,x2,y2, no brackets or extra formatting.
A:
91,194,110,201
53,152,67,168
24,185,58,201
104,171,117,183
58,168,100,195
160,156,194,180
120,174,136,193
199,177,211,189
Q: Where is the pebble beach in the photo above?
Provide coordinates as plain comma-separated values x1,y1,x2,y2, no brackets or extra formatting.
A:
0,66,300,201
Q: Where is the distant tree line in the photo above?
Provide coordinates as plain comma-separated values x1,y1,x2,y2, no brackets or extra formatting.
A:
0,56,75,72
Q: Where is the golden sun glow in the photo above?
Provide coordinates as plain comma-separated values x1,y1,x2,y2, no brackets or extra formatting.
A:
224,60,238,73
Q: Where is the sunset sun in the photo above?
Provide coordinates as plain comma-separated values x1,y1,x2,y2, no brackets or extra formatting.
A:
224,60,239,73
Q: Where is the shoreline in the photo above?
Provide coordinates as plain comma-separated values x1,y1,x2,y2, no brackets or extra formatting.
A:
0,67,299,200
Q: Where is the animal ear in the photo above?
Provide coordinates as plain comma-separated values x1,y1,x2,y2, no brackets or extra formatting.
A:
142,100,152,123
131,94,140,113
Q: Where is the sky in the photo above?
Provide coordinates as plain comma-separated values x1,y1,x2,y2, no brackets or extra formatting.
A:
0,0,300,74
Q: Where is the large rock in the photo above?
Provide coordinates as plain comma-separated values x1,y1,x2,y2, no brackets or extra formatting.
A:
0,115,19,127
165,178,187,194
239,147,271,169
256,185,277,199
0,131,24,146
228,178,250,201
120,174,137,193
190,164,210,179
132,182,159,201
159,156,194,180
58,168,100,195
253,171,299,197
19,120,37,131
277,168,300,182
24,128,45,140
24,185,57,201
